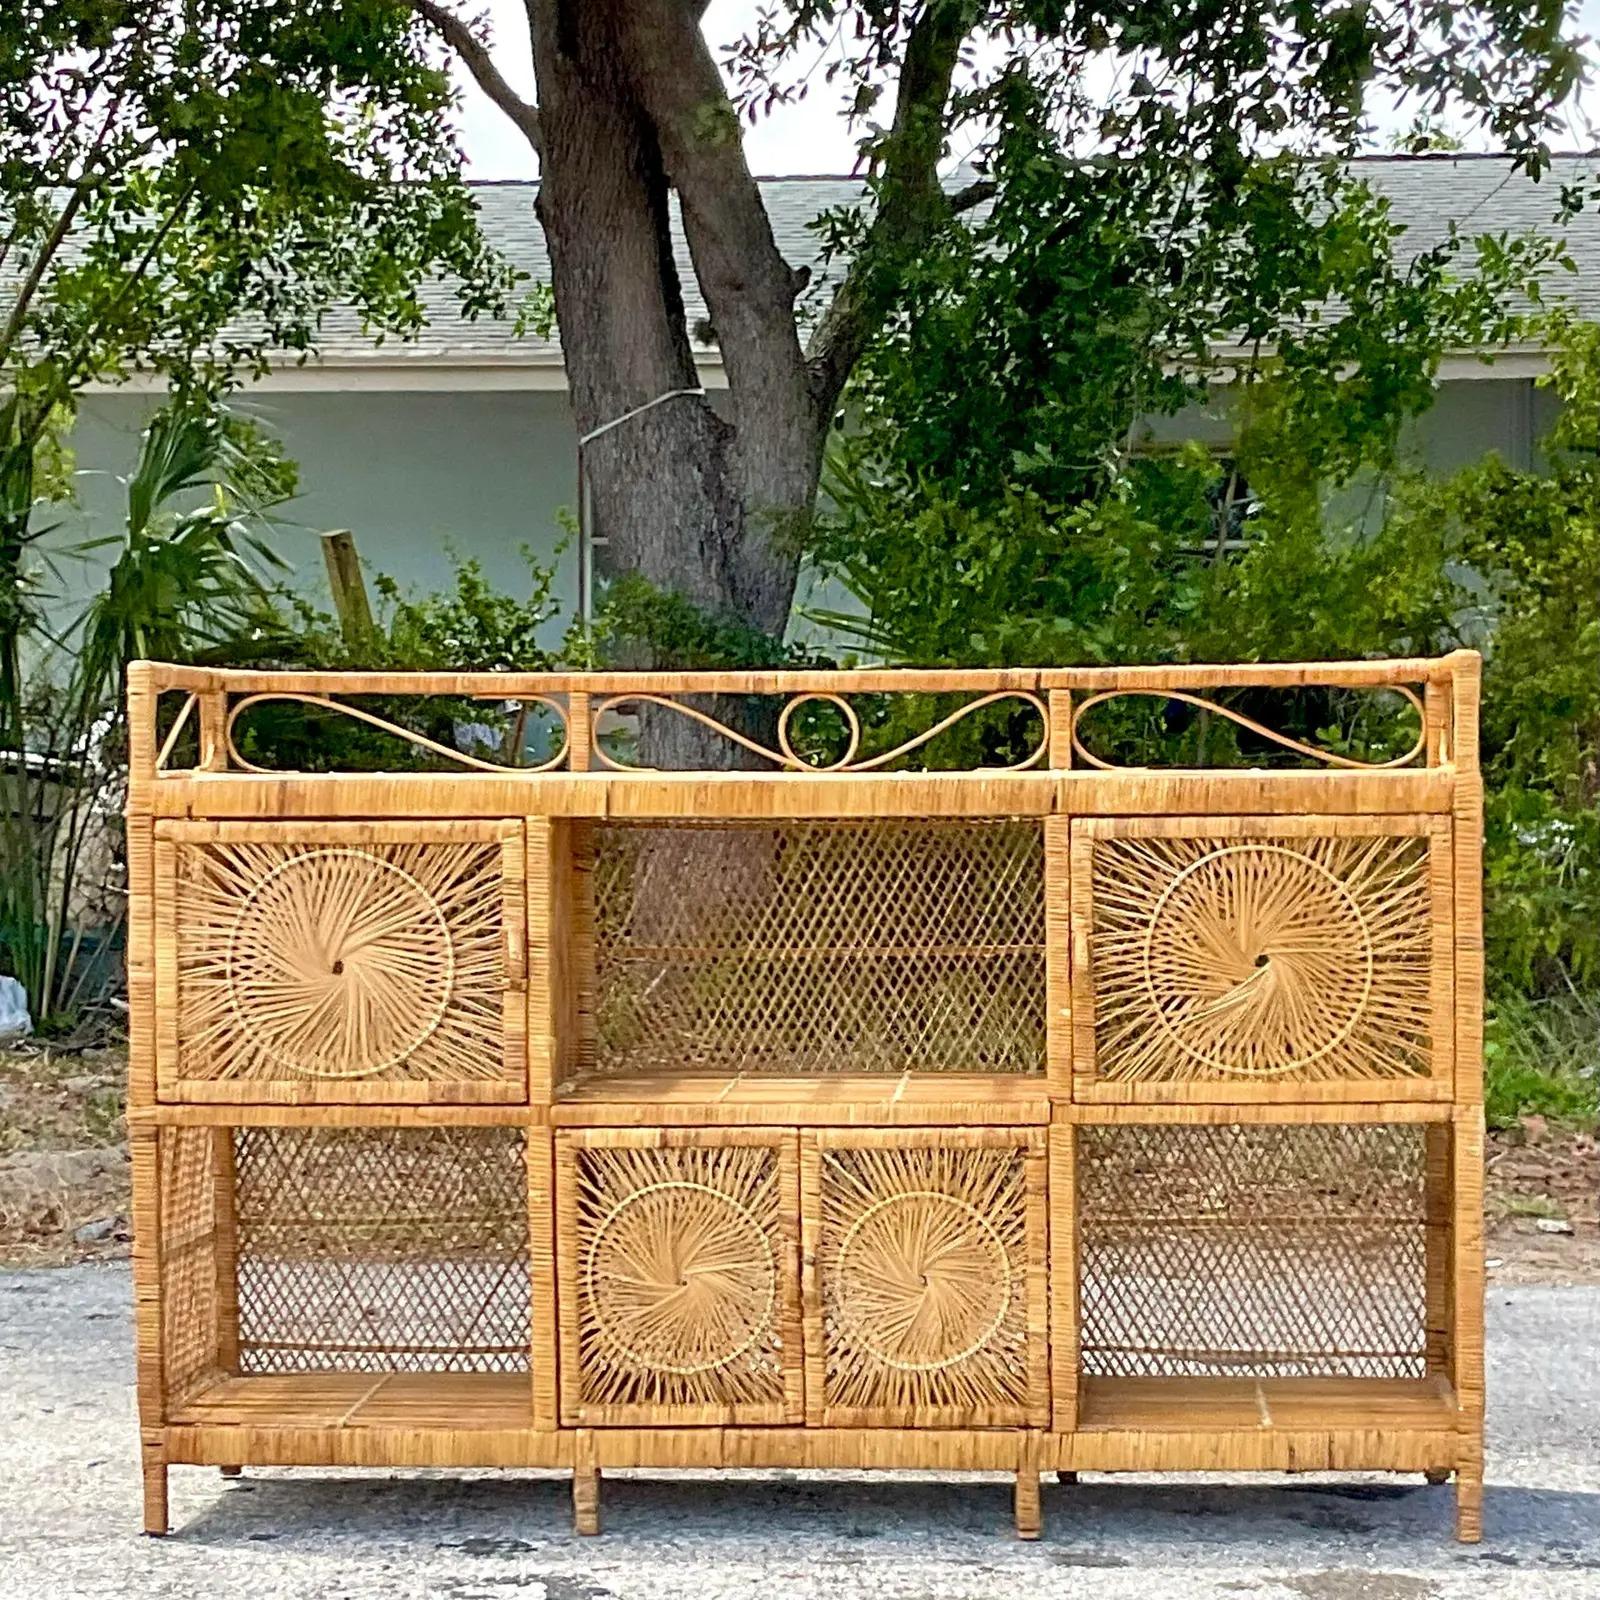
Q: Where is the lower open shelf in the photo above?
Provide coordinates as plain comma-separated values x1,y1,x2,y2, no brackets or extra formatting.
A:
170,1371,1459,1437
171,1372,534,1430
1076,1375,1458,1433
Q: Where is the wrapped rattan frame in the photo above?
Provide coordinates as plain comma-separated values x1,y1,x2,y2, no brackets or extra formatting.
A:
123,653,1486,1544
153,820,528,1104
554,1127,804,1427
801,1128,1049,1429
1066,814,1454,1104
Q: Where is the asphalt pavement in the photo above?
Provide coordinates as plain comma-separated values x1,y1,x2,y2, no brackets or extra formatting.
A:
1,1264,1596,1599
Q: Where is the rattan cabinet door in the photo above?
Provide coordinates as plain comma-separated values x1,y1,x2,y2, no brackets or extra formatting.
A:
154,820,528,1103
1068,815,1454,1103
555,1128,804,1426
802,1129,1049,1428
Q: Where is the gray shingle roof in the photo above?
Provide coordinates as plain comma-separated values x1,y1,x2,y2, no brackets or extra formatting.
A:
307,154,1600,366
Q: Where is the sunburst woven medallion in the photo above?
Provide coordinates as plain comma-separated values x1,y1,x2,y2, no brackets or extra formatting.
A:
567,1142,794,1418
1087,831,1434,1083
171,836,510,1086
586,1179,777,1375
227,849,453,1078
1145,844,1370,1075
835,1191,1011,1371
815,1143,1037,1422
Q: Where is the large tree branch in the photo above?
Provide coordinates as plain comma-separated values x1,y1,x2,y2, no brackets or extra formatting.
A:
805,2,972,417
407,0,542,155
612,0,818,625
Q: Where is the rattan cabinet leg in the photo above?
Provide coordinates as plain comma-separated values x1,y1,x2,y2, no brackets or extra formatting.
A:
220,1466,243,1479
1455,1456,1484,1543
573,1432,601,1536
1424,1469,1450,1487
141,1440,168,1536
1055,1471,1078,1485
1014,1470,1041,1540
1015,1437,1042,1540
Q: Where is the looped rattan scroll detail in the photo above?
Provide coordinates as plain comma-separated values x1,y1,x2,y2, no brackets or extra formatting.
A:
1070,685,1426,770
1086,830,1435,1084
225,692,570,773
590,689,1048,772
1141,845,1373,1078
224,848,455,1080
834,1190,1013,1373
585,1180,778,1376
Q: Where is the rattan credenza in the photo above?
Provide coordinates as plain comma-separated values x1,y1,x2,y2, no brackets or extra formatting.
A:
125,654,1486,1542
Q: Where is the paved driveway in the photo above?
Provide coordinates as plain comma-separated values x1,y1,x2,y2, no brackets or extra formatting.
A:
1,1265,1596,1599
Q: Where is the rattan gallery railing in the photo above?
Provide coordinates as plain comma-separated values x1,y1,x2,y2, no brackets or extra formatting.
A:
125,654,1486,1543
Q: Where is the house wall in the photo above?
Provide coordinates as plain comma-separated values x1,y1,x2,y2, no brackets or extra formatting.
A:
43,374,1549,647
43,386,582,641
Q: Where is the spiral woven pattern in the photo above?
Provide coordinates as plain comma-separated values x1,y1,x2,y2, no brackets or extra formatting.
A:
835,1190,1012,1373
1089,832,1434,1082
587,1181,777,1376
817,1144,1035,1420
572,1144,790,1413
174,838,509,1084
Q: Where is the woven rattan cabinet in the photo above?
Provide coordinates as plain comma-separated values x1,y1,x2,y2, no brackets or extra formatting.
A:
126,653,1486,1544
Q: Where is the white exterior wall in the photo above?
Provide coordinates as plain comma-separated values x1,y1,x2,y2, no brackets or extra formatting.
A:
44,385,581,639
43,373,1549,642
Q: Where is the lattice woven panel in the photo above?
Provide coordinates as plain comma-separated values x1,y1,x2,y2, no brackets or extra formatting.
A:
565,1141,796,1420
813,1142,1040,1423
159,1127,221,1402
1084,830,1437,1083
170,838,511,1085
233,1127,530,1373
1077,1123,1428,1379
590,819,1045,1074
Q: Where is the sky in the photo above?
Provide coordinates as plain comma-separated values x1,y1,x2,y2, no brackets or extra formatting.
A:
449,1,1600,183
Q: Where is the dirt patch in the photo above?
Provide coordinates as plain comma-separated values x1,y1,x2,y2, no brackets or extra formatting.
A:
1486,1120,1600,1285
0,1043,129,1265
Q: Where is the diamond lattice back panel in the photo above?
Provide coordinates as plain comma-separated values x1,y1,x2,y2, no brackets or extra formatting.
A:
159,1126,221,1403
163,826,523,1097
1077,821,1446,1089
589,819,1045,1075
559,1135,802,1424
1078,1123,1428,1379
808,1135,1047,1426
232,1127,531,1373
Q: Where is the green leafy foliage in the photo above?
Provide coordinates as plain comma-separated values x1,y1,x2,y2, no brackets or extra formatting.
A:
1484,992,1599,1130
0,392,298,1027
814,174,1600,1035
1,0,517,761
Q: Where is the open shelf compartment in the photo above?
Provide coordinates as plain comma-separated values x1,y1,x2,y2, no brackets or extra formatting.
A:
1059,1118,1460,1438
156,1122,547,1430
547,816,1047,1088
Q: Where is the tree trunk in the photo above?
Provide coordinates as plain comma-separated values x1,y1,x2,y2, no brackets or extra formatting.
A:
527,0,821,769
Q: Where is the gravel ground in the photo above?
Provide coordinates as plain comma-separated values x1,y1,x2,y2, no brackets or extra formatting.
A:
1,1265,1596,1600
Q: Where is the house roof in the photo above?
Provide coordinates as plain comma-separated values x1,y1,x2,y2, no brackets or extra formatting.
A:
139,153,1600,386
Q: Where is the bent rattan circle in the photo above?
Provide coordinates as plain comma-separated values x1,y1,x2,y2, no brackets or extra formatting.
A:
224,847,456,1079
1141,842,1374,1077
834,1188,1014,1372
584,1179,779,1377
